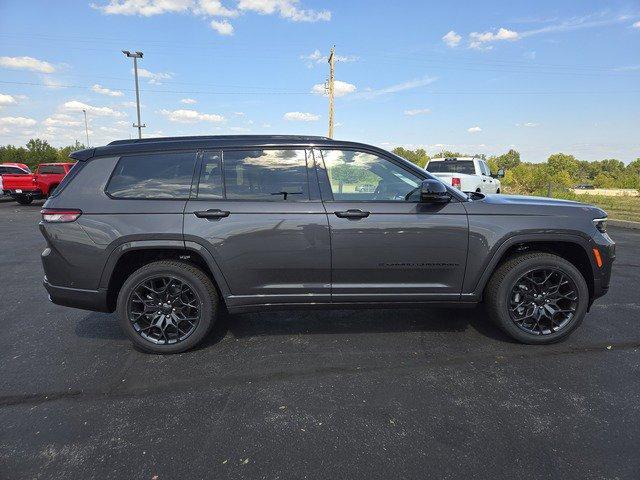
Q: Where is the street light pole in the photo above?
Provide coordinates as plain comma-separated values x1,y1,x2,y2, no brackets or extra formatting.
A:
82,109,90,147
122,50,145,139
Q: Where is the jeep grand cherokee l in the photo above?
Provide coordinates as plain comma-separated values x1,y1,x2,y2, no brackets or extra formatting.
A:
39,135,615,353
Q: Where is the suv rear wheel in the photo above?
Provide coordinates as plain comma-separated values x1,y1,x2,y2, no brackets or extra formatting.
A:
485,252,589,344
116,260,218,353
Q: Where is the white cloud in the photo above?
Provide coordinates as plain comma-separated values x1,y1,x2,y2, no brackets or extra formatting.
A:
234,111,245,116
360,76,437,98
0,56,55,73
0,116,37,127
210,19,234,34
92,84,124,97
283,111,319,122
43,113,82,127
160,108,225,123
238,0,330,22
136,68,173,85
180,98,197,104
300,49,358,67
404,108,431,116
467,126,482,133
516,122,540,127
311,80,356,97
93,0,330,36
92,0,193,16
634,21,640,28
198,0,239,17
62,100,126,117
0,94,17,107
442,31,461,48
469,28,519,49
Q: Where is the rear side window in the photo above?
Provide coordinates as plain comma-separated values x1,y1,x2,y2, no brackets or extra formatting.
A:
39,165,65,174
427,161,475,175
107,152,197,199
222,149,309,201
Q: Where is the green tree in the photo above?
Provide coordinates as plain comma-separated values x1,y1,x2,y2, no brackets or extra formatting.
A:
392,147,430,168
491,149,521,171
547,153,579,177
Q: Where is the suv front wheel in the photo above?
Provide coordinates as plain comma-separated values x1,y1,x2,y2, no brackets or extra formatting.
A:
116,260,218,353
485,252,589,344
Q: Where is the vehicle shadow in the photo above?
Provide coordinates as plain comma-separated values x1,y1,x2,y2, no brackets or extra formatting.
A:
75,305,513,347
199,305,513,349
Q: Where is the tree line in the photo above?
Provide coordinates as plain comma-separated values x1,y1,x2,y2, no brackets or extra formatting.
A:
392,147,640,195
0,139,85,170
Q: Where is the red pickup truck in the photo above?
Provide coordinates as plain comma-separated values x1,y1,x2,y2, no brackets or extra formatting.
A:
2,163,75,204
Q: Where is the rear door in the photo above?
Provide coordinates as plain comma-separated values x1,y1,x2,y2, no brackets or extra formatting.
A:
315,148,468,303
183,147,331,308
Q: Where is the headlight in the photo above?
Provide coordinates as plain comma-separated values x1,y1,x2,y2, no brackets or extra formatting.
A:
593,217,607,233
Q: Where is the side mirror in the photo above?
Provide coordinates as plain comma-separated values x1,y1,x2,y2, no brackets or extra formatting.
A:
420,179,450,204
495,168,505,178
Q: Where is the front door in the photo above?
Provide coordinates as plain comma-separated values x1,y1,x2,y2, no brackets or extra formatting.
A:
183,148,331,308
315,148,468,303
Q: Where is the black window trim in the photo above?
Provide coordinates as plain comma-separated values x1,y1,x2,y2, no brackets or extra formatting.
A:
191,146,314,203
104,149,200,201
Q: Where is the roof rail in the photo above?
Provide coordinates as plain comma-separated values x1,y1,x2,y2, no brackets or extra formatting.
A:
107,134,332,146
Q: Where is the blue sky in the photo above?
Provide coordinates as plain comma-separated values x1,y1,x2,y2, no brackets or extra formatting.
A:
0,0,638,162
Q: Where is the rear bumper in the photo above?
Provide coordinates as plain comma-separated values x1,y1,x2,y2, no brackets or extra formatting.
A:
43,276,110,312
9,189,44,198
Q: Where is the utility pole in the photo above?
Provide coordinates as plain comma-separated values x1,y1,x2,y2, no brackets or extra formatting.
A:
82,109,90,147
327,46,335,139
122,50,145,139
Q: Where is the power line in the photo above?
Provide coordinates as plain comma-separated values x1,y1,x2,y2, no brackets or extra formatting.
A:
0,80,637,96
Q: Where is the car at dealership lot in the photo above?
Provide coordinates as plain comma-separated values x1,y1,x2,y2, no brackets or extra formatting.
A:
39,135,614,353
426,157,503,194
2,162,74,204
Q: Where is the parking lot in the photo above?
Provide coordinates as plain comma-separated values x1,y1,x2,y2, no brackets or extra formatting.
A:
0,198,639,479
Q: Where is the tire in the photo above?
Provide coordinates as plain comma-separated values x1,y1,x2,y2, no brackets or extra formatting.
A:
496,188,501,194
485,252,589,344
15,195,33,205
116,260,218,354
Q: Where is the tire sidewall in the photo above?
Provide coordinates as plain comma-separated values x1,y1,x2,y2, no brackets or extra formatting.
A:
494,256,589,344
116,263,215,354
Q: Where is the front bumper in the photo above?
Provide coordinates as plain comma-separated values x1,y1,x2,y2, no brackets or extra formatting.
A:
591,233,615,301
43,276,110,312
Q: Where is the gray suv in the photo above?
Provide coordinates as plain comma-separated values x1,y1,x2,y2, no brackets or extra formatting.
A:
39,135,615,353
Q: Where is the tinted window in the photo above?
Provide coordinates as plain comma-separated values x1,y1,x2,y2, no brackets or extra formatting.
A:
107,152,196,199
197,151,223,199
223,149,308,201
427,160,475,175
321,149,421,201
39,165,65,174
7,167,27,174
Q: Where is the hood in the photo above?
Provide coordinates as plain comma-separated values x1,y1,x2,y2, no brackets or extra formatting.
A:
466,193,607,218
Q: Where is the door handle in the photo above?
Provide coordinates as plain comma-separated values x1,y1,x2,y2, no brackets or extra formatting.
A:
194,209,230,219
334,209,370,219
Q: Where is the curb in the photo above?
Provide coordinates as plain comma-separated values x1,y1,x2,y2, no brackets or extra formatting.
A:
608,219,640,230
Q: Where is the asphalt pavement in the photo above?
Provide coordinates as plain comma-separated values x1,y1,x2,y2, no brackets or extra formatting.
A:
1,198,639,480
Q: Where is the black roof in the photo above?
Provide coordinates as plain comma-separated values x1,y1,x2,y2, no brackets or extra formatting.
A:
70,134,376,161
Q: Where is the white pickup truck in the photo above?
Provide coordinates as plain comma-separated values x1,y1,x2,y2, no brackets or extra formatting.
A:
426,157,503,194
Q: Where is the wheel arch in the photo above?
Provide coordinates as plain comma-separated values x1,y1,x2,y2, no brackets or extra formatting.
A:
100,241,231,312
470,234,596,304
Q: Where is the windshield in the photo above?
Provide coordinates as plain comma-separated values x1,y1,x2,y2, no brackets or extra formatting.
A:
427,160,475,174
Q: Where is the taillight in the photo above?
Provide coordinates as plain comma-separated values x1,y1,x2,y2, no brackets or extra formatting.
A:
41,208,82,223
451,177,461,189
